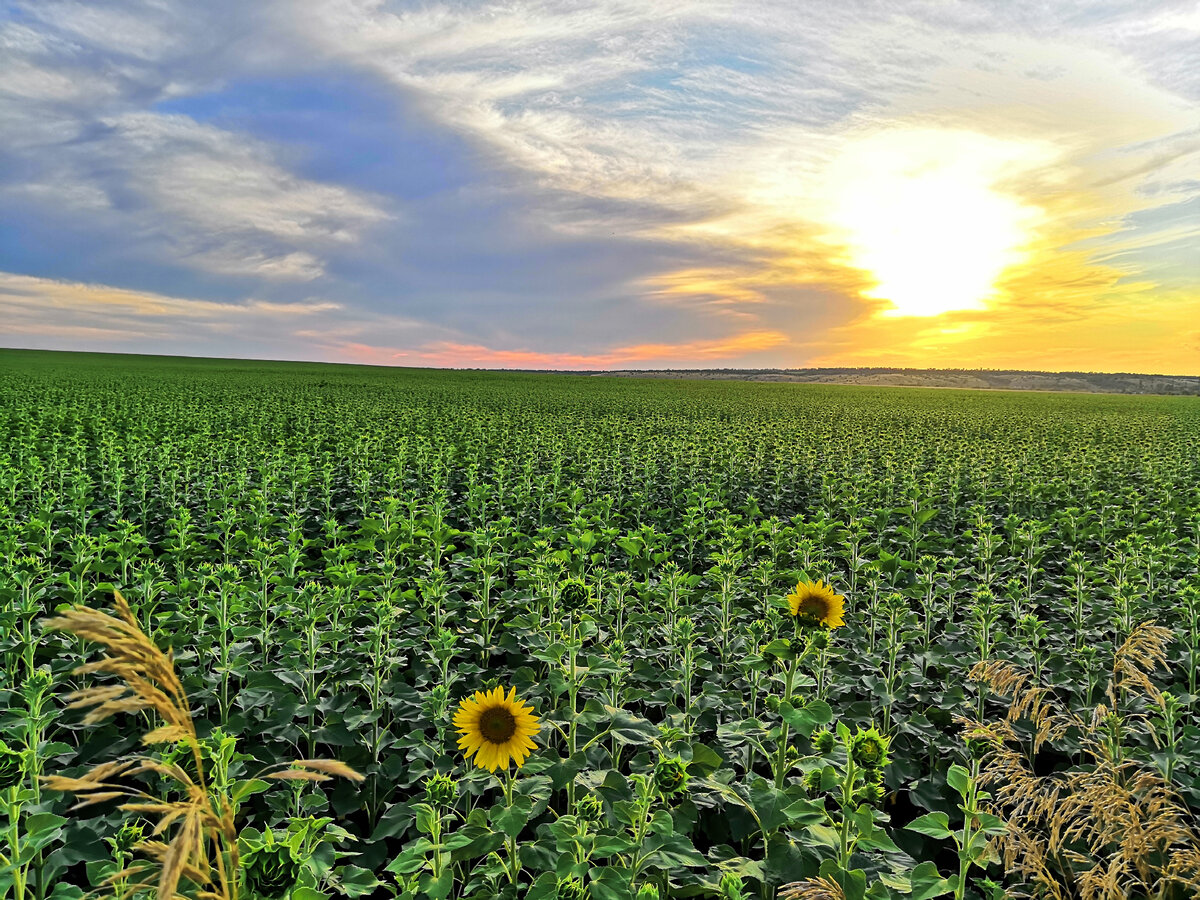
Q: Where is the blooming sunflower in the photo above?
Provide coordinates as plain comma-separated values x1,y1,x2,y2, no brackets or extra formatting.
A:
786,580,846,630
453,686,541,772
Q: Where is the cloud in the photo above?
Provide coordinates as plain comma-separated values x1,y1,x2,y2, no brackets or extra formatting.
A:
280,1,1197,324
0,268,788,370
0,5,389,282
1,110,389,280
333,330,789,370
0,0,1196,372
0,271,350,357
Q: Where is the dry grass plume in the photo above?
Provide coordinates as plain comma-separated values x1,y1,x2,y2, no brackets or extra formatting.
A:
960,622,1200,900
780,875,847,900
41,591,363,900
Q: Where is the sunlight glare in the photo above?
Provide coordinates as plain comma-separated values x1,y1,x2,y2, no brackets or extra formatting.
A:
825,129,1046,317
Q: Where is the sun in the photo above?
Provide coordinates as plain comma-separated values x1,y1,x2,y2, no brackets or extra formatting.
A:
823,128,1047,317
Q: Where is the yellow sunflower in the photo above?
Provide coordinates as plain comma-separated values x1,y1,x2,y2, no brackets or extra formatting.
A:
786,580,846,629
453,686,541,772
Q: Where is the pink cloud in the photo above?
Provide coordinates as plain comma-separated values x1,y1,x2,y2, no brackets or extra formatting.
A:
330,330,787,370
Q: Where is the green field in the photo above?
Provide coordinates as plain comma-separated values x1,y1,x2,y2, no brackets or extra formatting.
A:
2,349,1198,900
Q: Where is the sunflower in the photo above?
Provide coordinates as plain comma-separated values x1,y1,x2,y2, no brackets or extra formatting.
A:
453,686,541,772
785,580,846,630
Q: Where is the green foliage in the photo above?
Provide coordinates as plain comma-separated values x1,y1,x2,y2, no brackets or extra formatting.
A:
243,841,302,899
1,350,1197,899
0,744,23,792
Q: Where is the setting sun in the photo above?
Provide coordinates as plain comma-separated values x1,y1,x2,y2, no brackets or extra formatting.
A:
824,129,1048,317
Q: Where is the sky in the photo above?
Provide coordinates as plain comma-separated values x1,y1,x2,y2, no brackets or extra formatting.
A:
1,0,1197,374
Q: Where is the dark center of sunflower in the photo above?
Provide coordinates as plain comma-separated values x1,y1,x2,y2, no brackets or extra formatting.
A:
799,594,829,618
479,707,517,744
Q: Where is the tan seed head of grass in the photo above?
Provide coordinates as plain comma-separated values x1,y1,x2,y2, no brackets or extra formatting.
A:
42,591,363,900
959,620,1200,900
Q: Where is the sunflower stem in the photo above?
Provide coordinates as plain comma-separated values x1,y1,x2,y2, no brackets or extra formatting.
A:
774,652,802,790
838,752,857,869
5,786,26,900
567,612,579,808
499,770,520,886
815,646,828,702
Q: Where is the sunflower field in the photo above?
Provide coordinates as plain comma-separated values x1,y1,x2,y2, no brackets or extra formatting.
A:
1,349,1199,900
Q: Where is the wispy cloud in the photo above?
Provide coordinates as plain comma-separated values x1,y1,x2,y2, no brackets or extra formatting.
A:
1,3,389,282
0,271,339,318
403,330,788,369
0,271,348,356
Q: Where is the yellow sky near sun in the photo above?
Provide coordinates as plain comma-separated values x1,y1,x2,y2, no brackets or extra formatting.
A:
655,145,1195,373
638,29,1200,375
800,121,1196,373
805,123,1198,373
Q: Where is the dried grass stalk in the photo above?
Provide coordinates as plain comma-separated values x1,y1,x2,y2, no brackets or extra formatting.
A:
961,620,1200,900
780,875,847,900
41,591,363,900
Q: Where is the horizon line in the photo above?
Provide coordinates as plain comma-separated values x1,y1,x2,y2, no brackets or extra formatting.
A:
2,345,1196,383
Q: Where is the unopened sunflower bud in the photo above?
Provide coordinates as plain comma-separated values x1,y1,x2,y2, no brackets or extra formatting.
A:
653,755,689,796
424,684,452,718
431,628,458,653
108,821,145,856
424,773,458,806
719,871,747,900
558,578,592,612
636,886,660,900
854,781,886,805
574,791,604,825
557,875,589,900
22,668,53,701
966,736,995,760
813,729,835,755
803,769,824,795
243,843,301,899
849,726,889,770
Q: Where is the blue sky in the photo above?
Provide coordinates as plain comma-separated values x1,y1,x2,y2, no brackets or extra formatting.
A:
1,0,1197,372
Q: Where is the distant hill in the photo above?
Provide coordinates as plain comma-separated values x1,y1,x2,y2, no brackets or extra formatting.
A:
584,368,1200,396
